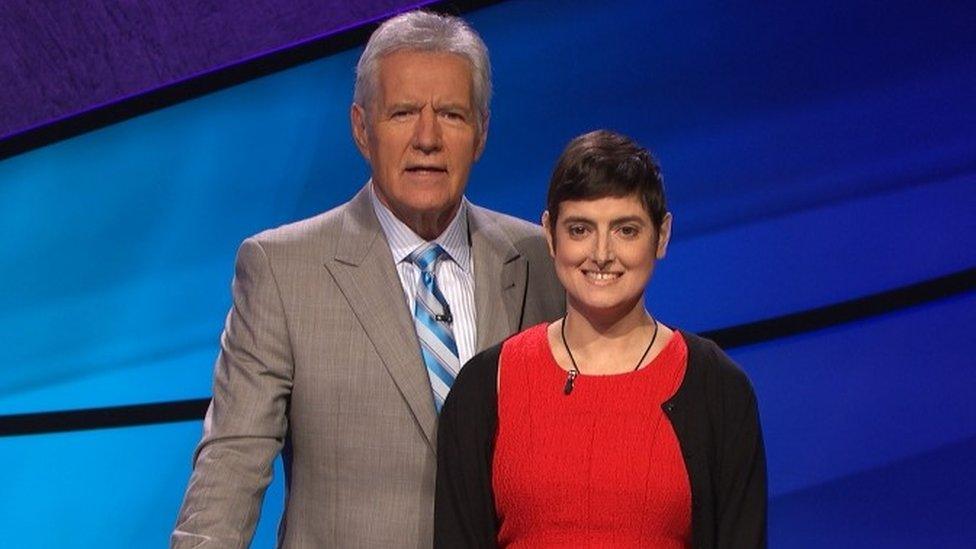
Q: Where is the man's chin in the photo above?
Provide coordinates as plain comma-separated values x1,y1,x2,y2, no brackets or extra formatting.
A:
385,196,463,237
399,196,463,218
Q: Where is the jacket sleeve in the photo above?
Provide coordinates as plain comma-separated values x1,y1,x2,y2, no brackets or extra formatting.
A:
172,238,294,548
435,344,502,548
714,347,767,549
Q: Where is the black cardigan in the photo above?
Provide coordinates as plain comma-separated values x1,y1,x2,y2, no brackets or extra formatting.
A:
434,330,767,548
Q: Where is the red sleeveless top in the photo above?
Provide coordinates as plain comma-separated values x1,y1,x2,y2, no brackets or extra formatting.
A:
492,324,692,548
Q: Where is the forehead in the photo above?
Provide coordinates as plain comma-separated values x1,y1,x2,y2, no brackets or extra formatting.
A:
558,194,650,221
375,50,474,104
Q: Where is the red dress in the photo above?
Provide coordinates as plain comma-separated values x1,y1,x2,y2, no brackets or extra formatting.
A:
492,324,692,548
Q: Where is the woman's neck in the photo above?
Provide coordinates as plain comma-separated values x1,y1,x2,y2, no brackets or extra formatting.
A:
549,298,671,376
566,296,649,338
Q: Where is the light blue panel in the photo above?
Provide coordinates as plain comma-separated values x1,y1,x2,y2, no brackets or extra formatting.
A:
0,421,286,548
0,48,369,413
0,422,202,547
0,345,215,415
252,456,286,548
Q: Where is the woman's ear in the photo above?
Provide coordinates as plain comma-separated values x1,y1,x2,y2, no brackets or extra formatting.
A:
656,212,673,260
541,210,556,258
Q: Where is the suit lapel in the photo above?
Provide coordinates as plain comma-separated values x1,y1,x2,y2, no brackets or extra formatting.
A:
469,205,528,351
323,187,438,452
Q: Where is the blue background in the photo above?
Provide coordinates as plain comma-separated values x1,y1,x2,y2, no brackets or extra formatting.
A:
1,0,974,546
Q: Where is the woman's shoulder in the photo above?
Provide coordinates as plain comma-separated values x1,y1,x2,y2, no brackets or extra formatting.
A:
678,329,758,402
453,342,503,400
452,323,550,400
442,343,502,424
502,322,550,351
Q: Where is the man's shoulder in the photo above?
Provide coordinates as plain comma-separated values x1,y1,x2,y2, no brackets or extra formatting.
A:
245,200,353,254
469,204,543,239
468,203,549,261
468,203,562,318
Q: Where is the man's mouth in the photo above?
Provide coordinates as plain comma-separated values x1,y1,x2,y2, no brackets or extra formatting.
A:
405,165,447,175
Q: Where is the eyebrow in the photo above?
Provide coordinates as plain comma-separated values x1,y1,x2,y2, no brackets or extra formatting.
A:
383,102,473,116
435,102,473,112
385,102,420,111
561,215,647,225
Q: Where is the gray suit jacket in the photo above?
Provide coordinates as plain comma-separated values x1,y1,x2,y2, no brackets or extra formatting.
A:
172,186,564,548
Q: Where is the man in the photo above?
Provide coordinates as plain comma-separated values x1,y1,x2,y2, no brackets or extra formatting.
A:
172,10,564,548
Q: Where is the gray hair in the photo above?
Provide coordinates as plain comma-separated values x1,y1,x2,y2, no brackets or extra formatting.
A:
354,11,492,130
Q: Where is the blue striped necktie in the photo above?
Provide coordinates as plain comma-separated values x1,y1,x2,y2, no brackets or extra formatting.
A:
408,243,460,413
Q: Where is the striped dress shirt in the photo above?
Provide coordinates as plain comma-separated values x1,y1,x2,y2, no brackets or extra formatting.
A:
369,183,477,367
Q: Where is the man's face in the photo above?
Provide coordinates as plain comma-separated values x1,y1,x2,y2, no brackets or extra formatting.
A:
352,50,486,232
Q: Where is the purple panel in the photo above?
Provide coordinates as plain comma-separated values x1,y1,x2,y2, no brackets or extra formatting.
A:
0,0,433,140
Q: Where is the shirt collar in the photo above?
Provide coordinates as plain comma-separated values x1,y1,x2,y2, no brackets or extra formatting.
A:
368,180,471,272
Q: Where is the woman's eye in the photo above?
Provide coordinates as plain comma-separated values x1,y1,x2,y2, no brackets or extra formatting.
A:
618,226,640,238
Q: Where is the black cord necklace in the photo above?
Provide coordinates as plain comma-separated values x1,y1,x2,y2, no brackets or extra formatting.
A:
561,316,659,395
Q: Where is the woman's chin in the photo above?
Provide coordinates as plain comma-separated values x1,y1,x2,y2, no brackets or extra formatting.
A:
568,295,643,322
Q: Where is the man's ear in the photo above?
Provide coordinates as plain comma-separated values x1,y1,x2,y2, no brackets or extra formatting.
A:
473,114,490,161
541,210,555,258
350,103,371,160
656,212,673,260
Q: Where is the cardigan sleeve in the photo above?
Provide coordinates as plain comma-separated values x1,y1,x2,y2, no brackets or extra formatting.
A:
710,342,767,549
434,343,503,549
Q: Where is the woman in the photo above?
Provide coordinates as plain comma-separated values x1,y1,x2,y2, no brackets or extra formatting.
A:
435,130,766,548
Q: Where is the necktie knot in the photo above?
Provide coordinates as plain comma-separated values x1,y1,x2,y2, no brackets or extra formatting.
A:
408,243,447,273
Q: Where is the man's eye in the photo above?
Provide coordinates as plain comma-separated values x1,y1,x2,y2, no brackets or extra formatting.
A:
568,225,589,237
438,110,466,122
391,110,413,119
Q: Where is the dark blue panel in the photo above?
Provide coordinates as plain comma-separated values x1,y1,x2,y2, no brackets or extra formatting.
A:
469,0,976,237
733,291,976,496
770,436,976,547
650,174,976,330
730,291,976,546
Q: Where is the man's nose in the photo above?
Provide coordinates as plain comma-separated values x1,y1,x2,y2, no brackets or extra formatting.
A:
411,108,442,153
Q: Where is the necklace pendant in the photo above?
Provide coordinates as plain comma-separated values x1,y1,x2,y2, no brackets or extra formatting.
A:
563,370,578,395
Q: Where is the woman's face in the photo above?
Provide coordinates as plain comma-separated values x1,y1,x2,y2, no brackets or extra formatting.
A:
543,194,671,320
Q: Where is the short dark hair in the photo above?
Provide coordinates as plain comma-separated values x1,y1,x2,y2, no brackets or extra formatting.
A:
546,130,668,232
